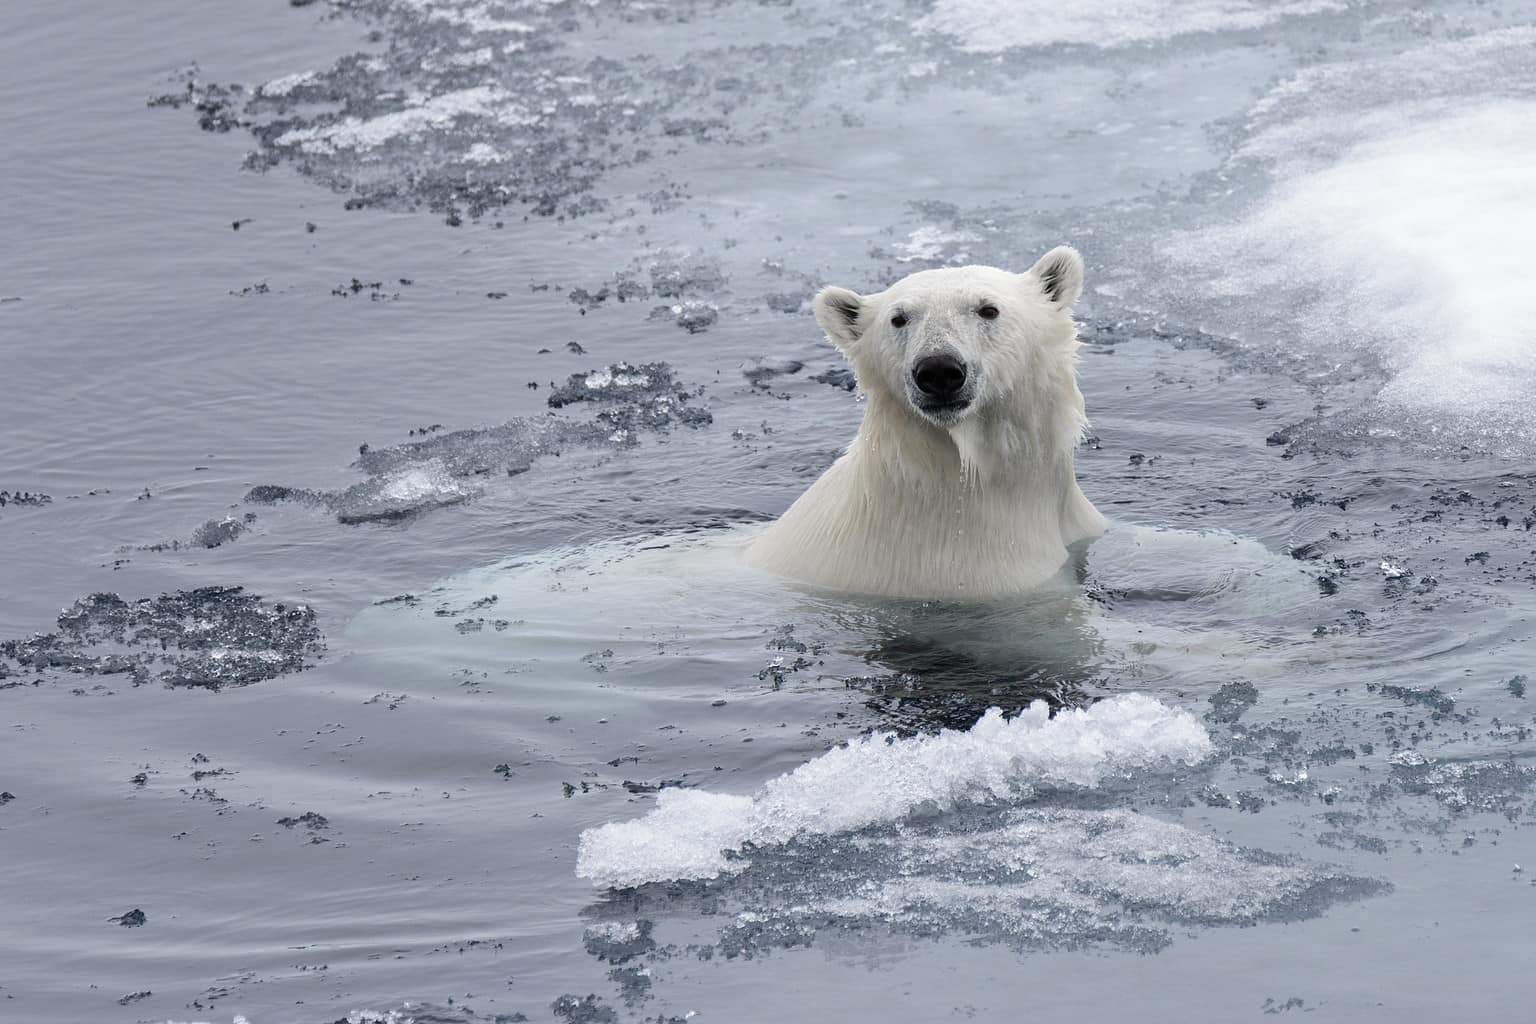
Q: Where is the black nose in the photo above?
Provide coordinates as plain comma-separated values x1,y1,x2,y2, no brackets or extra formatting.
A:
912,354,967,399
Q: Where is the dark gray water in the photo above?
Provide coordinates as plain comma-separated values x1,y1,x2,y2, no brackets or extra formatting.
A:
5,1,1536,1021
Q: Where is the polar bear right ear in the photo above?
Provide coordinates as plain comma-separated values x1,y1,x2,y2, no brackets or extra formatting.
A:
812,286,869,353
1027,245,1085,310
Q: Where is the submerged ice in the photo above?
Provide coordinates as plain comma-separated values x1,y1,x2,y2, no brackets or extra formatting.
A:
579,698,1386,958
688,806,1386,957
577,694,1212,888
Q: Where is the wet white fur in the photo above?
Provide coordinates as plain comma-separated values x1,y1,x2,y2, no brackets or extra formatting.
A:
746,247,1106,599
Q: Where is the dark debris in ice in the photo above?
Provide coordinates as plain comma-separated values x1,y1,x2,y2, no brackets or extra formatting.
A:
551,993,619,1024
648,301,718,333
764,290,811,314
565,252,727,311
147,0,830,222
277,811,331,830
0,490,53,509
607,964,652,1006
0,588,323,691
243,362,709,524
1207,681,1259,723
582,919,656,964
810,367,857,391
190,515,255,548
544,362,705,422
1371,682,1462,721
742,358,804,388
245,458,478,525
142,514,258,551
1385,753,1536,817
1261,997,1309,1015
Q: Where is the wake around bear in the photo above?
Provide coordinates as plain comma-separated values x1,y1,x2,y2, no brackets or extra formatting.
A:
746,247,1106,600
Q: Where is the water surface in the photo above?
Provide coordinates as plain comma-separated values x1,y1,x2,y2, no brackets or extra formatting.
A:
4,1,1536,1021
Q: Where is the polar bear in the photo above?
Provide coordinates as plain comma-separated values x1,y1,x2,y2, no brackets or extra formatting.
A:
351,238,1327,723
746,247,1106,600
348,246,1326,723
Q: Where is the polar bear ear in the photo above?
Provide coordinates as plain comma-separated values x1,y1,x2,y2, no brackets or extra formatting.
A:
812,285,869,353
1027,246,1085,310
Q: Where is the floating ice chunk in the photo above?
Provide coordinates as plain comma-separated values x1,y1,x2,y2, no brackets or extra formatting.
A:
330,459,476,524
257,71,316,97
1388,755,1536,814
651,300,718,333
380,462,469,504
892,225,980,264
583,919,651,956
577,694,1212,887
918,0,1343,52
585,368,652,390
343,1009,438,1024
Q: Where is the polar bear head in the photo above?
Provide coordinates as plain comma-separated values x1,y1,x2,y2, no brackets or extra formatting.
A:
811,247,1088,462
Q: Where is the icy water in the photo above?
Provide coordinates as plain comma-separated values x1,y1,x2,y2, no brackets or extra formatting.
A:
4,0,1536,1020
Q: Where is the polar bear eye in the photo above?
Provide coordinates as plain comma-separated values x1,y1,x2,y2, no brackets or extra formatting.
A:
890,313,909,329
977,304,1000,320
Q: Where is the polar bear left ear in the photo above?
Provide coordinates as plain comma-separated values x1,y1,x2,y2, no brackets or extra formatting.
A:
1027,246,1085,310
812,285,869,353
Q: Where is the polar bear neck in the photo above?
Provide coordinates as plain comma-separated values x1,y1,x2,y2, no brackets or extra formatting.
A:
747,390,1106,600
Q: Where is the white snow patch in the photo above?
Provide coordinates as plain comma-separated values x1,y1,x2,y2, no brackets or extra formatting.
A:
1144,30,1536,451
1166,101,1536,447
918,0,1343,52
276,86,534,154
257,71,315,98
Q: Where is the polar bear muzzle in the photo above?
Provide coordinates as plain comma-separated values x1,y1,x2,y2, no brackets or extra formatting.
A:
910,352,973,417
